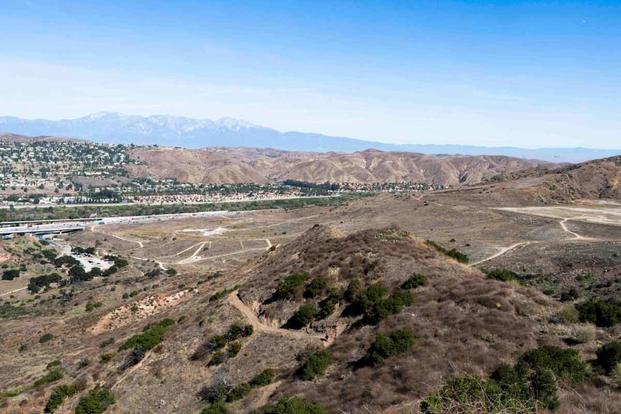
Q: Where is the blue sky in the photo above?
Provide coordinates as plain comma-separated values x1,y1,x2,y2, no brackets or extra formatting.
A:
1,0,620,148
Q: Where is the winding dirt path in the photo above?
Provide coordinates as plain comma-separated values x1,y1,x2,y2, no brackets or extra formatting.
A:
227,292,328,345
472,215,600,266
91,225,146,248
470,242,531,266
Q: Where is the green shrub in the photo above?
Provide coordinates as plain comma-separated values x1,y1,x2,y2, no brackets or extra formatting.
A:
2,269,20,280
364,329,415,366
530,368,560,411
75,387,115,414
426,240,469,263
100,352,115,363
317,289,343,319
274,273,309,300
227,341,242,357
422,344,590,413
298,350,332,380
39,333,55,343
119,318,175,352
191,324,253,361
304,277,327,299
209,287,236,302
485,269,520,283
402,273,427,289
421,374,537,414
595,341,621,375
34,367,64,387
257,397,327,414
28,273,62,293
289,304,319,328
351,283,414,324
249,369,277,387
576,299,621,327
518,345,589,383
201,401,228,414
85,302,102,312
209,351,226,366
225,383,252,402
344,278,362,302
45,383,79,413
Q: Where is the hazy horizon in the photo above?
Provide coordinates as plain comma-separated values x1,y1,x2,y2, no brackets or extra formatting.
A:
1,1,620,148
2,111,621,152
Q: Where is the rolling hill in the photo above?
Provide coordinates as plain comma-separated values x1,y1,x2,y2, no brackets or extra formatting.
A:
128,147,551,186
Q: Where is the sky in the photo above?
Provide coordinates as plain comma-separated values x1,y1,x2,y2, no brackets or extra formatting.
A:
0,0,620,148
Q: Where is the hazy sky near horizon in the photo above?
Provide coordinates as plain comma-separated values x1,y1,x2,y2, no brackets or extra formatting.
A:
1,0,620,148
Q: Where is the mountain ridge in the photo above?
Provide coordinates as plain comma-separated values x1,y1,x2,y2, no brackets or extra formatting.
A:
1,113,619,162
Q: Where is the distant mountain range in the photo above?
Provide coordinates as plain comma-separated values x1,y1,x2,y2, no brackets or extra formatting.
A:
0,112,618,162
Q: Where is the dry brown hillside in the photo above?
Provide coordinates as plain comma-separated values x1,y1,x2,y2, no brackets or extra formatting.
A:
128,147,550,186
494,155,621,203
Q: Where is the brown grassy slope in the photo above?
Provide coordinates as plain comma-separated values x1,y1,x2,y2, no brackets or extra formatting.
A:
492,155,621,203
128,147,549,185
234,225,563,412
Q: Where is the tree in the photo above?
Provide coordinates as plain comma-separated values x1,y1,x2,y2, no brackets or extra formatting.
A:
595,341,621,374
1,269,20,280
288,304,319,328
298,351,332,380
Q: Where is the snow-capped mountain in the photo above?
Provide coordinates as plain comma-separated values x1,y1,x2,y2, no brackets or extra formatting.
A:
0,113,618,162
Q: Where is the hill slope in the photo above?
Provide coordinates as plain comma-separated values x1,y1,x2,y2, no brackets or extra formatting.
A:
494,155,621,203
128,147,550,186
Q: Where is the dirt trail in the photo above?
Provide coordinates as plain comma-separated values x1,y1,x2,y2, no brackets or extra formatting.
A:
92,225,146,248
559,217,591,240
0,286,27,297
472,215,598,266
471,242,531,266
227,292,328,345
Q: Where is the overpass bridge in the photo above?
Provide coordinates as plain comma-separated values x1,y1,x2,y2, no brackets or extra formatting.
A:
0,223,86,237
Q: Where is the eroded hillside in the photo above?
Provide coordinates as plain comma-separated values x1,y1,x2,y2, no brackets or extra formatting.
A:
128,147,550,186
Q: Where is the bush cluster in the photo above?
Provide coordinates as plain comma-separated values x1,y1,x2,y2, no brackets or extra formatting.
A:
103,255,129,268
75,387,115,414
1,269,20,280
28,273,62,293
576,299,621,327
274,273,309,300
44,381,84,413
426,240,469,263
191,323,253,362
200,369,277,412
595,341,621,375
288,304,319,328
363,329,415,366
421,345,590,413
402,273,427,289
256,397,327,414
485,268,521,283
119,318,175,354
298,350,332,380
304,277,327,298
349,283,414,325
209,286,238,302
33,366,64,388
